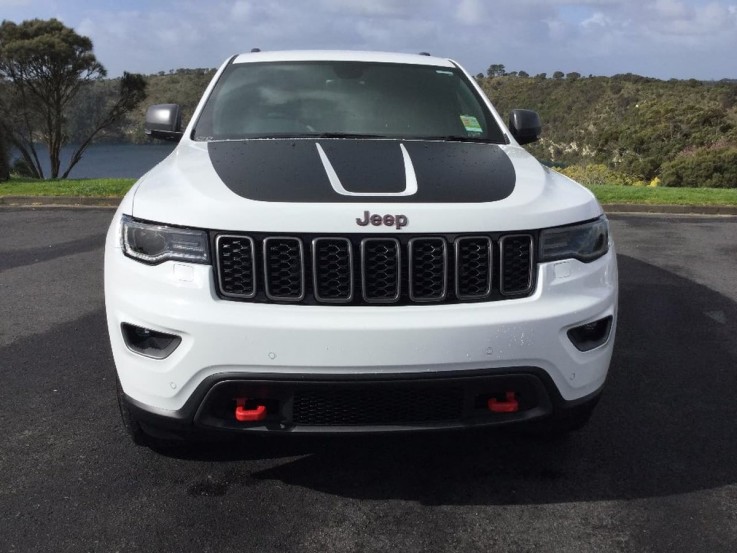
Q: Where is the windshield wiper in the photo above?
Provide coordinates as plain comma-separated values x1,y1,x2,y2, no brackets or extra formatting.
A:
302,132,390,139
227,133,500,142
414,135,499,143
230,132,390,140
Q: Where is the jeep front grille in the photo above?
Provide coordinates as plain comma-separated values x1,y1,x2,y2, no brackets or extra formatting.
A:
215,233,535,305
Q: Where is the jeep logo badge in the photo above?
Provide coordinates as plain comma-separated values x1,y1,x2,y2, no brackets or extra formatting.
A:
356,211,408,230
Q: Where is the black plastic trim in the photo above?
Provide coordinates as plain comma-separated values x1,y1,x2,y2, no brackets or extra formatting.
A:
499,234,534,296
455,236,493,300
121,367,606,437
408,237,448,302
120,323,181,360
568,315,614,352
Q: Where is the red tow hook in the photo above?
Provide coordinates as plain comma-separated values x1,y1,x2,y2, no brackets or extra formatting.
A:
234,398,267,422
488,391,519,413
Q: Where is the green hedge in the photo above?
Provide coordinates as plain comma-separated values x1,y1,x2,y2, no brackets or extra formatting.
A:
660,147,737,188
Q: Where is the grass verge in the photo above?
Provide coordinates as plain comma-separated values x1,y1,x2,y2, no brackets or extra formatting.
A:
2,177,737,207
586,184,737,206
0,177,135,197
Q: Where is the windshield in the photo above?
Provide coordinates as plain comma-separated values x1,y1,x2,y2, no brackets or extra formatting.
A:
193,61,505,142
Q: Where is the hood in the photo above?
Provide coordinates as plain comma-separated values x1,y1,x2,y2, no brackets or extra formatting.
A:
207,139,515,203
131,138,602,233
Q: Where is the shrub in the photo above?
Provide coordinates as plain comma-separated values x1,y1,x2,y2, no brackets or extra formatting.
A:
557,164,638,186
660,147,737,188
11,158,40,178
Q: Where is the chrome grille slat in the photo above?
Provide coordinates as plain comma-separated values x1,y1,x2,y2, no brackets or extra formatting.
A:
215,233,536,305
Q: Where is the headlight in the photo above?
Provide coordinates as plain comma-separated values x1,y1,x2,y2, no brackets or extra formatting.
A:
539,216,609,263
121,215,210,264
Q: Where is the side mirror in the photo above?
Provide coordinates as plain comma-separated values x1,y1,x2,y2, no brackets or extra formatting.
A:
509,109,542,145
145,104,183,142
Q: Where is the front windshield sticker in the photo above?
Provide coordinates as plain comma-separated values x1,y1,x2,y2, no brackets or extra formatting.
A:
460,115,483,133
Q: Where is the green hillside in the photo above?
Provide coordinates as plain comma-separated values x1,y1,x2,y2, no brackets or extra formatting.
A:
480,73,737,187
90,68,737,188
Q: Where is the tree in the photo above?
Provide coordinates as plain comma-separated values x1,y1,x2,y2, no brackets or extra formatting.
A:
566,72,581,81
486,64,506,77
552,71,564,80
0,18,146,179
0,123,9,181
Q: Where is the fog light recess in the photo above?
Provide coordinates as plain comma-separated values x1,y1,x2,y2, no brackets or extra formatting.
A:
121,323,181,359
567,316,613,352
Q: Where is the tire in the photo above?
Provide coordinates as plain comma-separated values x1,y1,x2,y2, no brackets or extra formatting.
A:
116,377,149,445
115,378,184,449
521,396,599,438
547,406,595,434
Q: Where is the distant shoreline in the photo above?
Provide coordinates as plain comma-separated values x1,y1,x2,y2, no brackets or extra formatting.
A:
8,143,176,179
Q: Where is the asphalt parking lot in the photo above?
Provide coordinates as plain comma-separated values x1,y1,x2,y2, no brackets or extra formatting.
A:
1,208,736,553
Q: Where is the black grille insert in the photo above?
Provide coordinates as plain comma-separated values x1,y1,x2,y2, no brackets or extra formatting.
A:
500,235,533,295
292,387,465,426
313,238,354,303
217,235,256,298
214,232,536,305
361,238,401,303
409,238,447,301
456,236,493,300
263,237,305,301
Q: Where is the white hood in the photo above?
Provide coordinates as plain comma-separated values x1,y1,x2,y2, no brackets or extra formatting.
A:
130,138,602,233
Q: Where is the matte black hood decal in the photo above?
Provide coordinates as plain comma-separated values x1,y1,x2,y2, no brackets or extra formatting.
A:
208,139,515,203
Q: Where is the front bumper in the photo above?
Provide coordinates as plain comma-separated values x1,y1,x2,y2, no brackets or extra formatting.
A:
105,219,618,433
122,368,604,438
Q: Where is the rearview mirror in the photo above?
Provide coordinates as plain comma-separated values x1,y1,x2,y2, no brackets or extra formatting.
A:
145,104,183,142
509,109,542,145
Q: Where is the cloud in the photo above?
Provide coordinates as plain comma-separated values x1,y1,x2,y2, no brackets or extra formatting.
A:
1,0,728,80
580,12,615,28
455,0,486,25
230,0,252,21
653,0,689,18
319,0,407,17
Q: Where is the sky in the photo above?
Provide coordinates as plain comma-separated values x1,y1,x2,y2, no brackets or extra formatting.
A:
1,0,736,80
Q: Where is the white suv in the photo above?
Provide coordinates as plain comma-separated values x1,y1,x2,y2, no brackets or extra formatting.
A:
104,50,617,445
